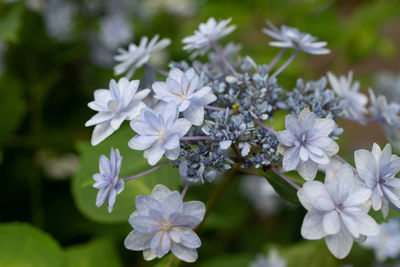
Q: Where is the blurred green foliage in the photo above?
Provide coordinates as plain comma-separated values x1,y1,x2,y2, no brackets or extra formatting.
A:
1,0,400,266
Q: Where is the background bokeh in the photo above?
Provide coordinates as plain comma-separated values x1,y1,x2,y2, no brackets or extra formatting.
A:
1,0,400,266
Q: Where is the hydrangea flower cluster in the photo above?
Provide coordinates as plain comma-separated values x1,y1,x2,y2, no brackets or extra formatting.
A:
85,17,400,263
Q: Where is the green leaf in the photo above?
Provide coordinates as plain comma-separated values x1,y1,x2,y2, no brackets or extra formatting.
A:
369,207,400,224
0,222,66,267
260,170,302,204
0,4,23,42
72,125,181,223
65,238,122,267
0,76,25,148
280,241,338,267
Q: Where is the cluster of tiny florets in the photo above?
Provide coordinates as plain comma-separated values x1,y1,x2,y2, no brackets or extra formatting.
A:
84,17,400,264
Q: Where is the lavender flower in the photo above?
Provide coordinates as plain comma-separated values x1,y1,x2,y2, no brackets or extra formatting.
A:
369,89,400,128
85,78,150,146
128,103,192,165
114,35,171,78
152,68,217,125
354,143,400,218
262,21,330,55
182,17,236,58
124,184,205,262
93,148,124,213
327,71,368,121
278,108,339,180
363,218,400,262
298,165,379,259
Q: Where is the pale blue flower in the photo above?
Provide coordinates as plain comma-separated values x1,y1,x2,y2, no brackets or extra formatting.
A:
249,249,286,267
369,89,400,128
182,17,236,58
327,71,368,121
128,103,192,165
85,78,150,146
278,108,339,180
262,21,330,55
298,165,379,259
114,35,171,78
363,218,400,262
124,184,205,262
93,148,124,213
354,143,400,218
152,68,217,126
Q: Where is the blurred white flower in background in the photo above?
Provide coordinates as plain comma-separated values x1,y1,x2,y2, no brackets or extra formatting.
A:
142,0,196,16
249,249,287,267
43,0,77,41
262,21,330,55
182,17,236,58
100,15,133,51
375,73,400,151
363,218,400,262
114,35,171,78
36,150,80,180
327,71,368,122
240,175,282,216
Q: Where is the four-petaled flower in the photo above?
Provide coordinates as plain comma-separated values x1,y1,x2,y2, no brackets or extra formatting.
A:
298,165,379,259
93,148,124,213
182,17,236,58
327,71,368,121
262,21,330,55
278,109,339,180
355,143,400,218
114,35,171,78
85,78,150,146
152,68,217,126
124,184,205,263
369,89,400,128
128,103,192,165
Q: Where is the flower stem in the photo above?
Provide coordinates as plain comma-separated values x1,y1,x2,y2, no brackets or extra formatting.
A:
270,48,299,79
210,40,238,76
334,154,358,174
181,136,211,141
145,63,169,76
253,118,277,135
205,105,227,112
124,160,172,181
271,167,301,190
181,181,190,199
266,48,287,73
341,116,384,125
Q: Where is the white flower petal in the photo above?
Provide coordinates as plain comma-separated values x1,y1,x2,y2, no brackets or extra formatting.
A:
170,242,198,263
124,230,152,251
147,142,166,166
297,159,318,181
162,133,180,150
323,211,340,235
301,211,326,239
91,122,115,146
325,228,353,259
182,201,206,221
128,135,158,151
